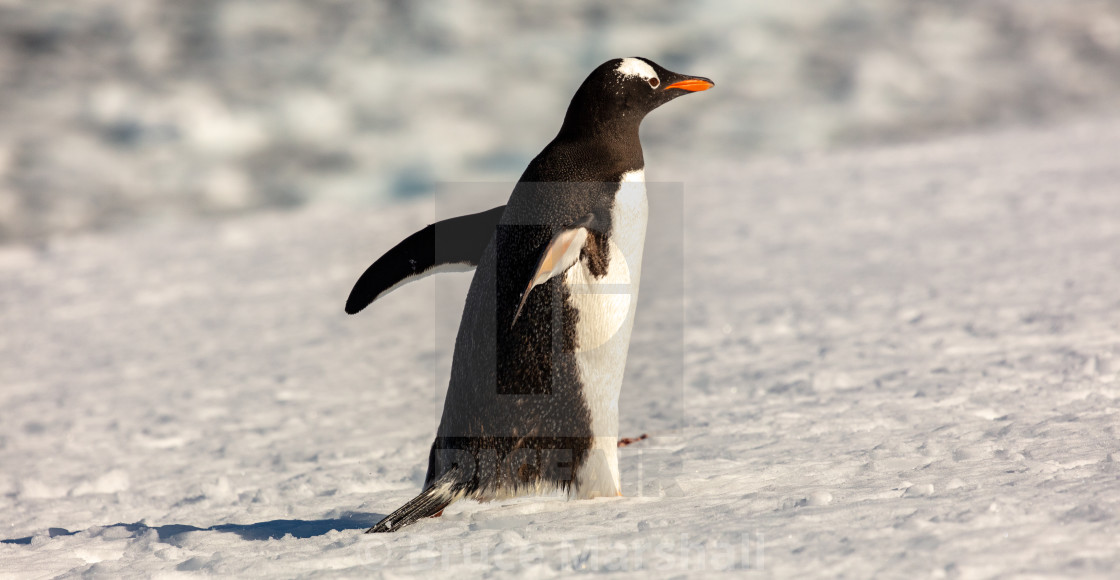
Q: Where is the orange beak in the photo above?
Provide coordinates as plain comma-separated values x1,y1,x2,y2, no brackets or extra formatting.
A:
664,78,714,92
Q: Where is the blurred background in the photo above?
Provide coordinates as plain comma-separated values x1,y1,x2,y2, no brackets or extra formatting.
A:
2,0,1119,245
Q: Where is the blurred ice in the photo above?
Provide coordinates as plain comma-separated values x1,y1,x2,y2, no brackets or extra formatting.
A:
2,0,1120,243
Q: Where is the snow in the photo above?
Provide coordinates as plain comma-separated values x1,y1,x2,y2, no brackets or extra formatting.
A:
4,116,1120,577
6,1,1120,244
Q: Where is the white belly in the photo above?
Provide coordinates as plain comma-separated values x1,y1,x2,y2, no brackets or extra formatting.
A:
566,169,648,498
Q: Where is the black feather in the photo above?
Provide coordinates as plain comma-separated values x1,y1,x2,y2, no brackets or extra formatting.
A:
366,482,456,533
345,205,506,314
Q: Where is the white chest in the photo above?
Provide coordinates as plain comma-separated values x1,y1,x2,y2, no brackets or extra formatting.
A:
564,169,648,354
565,169,648,498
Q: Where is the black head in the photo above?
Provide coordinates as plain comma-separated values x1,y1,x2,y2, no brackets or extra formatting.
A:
557,57,714,139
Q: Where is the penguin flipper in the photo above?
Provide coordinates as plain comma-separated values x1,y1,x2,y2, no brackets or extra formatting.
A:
346,205,506,314
366,478,460,533
512,214,597,327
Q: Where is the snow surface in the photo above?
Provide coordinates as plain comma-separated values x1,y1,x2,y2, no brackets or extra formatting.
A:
7,0,1120,244
4,117,1120,577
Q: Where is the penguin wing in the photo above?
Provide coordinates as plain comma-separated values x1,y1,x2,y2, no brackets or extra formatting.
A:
345,205,506,314
511,213,597,326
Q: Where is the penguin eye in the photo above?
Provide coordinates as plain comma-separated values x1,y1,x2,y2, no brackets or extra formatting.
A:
648,77,660,89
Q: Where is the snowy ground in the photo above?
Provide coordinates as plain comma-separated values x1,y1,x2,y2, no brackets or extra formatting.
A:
6,0,1120,243
3,116,1120,578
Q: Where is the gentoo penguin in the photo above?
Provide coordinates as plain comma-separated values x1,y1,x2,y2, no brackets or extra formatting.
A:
346,57,712,532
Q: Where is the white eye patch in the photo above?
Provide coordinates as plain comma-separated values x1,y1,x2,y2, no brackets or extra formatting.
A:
616,57,658,85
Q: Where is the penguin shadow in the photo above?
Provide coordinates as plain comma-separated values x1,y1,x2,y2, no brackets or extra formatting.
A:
1,512,383,545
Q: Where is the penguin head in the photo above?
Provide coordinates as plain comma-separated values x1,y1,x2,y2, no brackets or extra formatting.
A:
559,57,714,138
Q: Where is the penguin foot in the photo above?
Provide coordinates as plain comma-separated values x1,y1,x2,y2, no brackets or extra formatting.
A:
617,434,648,447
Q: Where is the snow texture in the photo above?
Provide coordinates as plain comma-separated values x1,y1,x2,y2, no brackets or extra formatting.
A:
5,0,1120,243
4,117,1120,577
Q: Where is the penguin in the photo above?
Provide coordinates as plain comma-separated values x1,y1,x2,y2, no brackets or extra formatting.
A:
346,57,713,532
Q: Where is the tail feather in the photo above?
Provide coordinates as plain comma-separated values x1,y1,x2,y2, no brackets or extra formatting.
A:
366,481,458,533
